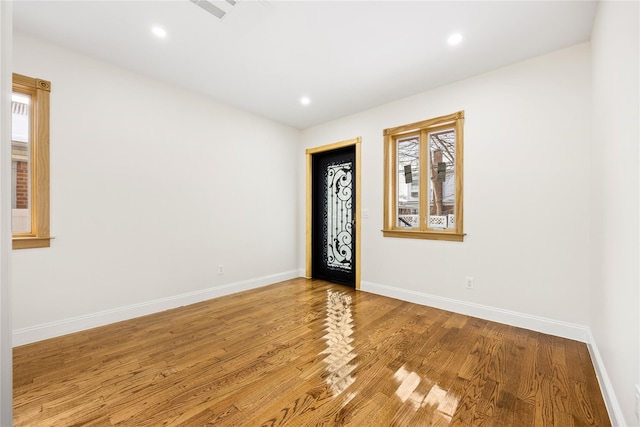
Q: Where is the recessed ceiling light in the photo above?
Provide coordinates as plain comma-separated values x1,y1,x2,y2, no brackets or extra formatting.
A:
300,97,311,106
151,26,167,38
448,33,463,45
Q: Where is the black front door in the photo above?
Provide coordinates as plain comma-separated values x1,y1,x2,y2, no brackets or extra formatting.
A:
312,146,356,287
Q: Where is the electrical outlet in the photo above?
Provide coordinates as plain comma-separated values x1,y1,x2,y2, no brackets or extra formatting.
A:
218,264,224,275
465,276,474,290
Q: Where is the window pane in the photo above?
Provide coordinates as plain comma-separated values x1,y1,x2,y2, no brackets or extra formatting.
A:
11,92,31,234
428,129,455,229
397,135,419,228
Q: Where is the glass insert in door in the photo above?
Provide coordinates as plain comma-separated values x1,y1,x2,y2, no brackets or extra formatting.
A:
323,160,353,273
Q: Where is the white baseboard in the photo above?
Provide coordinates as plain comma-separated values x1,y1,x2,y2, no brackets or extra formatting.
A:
13,270,300,347
361,280,589,342
586,329,627,427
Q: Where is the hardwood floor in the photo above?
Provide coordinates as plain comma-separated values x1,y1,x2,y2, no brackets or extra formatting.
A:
13,278,611,426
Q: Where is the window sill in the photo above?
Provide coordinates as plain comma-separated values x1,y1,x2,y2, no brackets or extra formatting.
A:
13,236,53,250
382,229,465,242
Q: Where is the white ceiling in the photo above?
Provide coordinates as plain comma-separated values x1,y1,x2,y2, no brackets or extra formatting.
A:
12,0,598,129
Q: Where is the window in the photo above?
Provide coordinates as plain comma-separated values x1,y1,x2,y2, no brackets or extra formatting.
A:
383,111,464,241
11,73,51,249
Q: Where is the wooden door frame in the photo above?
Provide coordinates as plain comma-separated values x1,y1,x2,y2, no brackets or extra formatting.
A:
306,137,361,290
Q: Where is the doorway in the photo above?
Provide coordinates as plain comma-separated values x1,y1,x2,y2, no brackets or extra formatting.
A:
306,137,361,289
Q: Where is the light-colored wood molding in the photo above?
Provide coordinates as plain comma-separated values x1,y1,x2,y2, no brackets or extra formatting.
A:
33,81,50,239
305,137,360,155
382,133,392,231
354,141,361,290
383,111,463,138
12,73,51,249
12,73,51,92
306,137,362,289
382,230,465,242
12,237,52,250
35,79,51,92
419,130,428,231
305,152,312,279
455,114,464,233
382,111,465,241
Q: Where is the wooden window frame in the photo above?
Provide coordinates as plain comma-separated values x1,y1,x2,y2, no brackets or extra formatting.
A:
383,111,465,242
12,73,51,249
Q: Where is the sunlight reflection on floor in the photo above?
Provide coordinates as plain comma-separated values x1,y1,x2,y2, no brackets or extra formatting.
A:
393,365,459,420
321,290,357,397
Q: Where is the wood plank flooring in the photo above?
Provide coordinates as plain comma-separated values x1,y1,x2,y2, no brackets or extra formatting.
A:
13,278,611,426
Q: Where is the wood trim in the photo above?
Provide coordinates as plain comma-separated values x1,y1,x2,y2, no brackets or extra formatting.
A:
383,111,463,137
12,73,51,93
33,80,50,239
305,137,362,289
305,137,359,155
12,73,51,249
382,111,465,241
305,152,312,279
419,129,428,231
12,237,52,250
12,73,36,89
383,133,392,231
382,229,465,242
390,135,399,230
354,141,361,290
455,114,464,234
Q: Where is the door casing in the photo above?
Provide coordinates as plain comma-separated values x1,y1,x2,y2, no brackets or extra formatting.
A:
306,137,361,289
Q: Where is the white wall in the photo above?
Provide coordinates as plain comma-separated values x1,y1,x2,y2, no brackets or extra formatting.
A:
300,43,592,338
11,33,301,344
591,1,640,425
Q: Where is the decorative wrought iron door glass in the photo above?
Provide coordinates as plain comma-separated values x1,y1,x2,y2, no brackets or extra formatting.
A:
323,160,353,273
